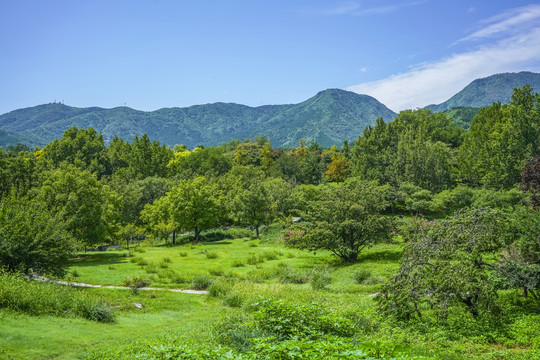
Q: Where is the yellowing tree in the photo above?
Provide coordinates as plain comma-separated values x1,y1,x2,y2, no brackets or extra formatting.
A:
325,152,349,182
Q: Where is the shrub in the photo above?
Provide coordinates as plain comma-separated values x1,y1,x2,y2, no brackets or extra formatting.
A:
78,301,115,323
191,275,213,290
251,298,355,339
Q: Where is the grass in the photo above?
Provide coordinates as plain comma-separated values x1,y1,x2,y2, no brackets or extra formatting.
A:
3,229,540,359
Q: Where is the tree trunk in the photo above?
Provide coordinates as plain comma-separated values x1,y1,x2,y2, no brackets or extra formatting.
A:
256,225,260,238
194,226,200,243
172,230,176,245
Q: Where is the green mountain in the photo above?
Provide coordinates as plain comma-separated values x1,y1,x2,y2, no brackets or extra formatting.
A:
426,71,540,112
0,89,396,149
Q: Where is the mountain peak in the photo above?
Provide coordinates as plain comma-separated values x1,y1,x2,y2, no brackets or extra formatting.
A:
426,71,540,112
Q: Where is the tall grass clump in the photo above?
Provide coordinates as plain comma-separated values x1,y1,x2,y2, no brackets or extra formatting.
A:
191,275,213,290
310,267,332,290
0,271,115,322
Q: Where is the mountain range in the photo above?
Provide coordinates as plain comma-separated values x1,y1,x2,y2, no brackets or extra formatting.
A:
1,71,539,149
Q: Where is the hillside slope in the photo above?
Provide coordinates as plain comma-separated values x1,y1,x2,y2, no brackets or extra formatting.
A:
426,71,540,112
0,89,396,148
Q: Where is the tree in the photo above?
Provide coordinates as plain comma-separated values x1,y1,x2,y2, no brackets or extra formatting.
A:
521,156,540,208
284,179,392,262
324,151,349,182
378,209,505,320
458,86,540,189
232,181,275,238
32,165,111,248
168,176,223,242
0,194,76,276
41,127,110,178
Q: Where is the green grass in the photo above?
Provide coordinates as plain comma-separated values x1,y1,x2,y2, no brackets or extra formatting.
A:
0,288,221,359
3,230,540,359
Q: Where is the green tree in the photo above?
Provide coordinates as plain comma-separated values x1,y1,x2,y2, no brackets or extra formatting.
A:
41,127,110,178
378,209,505,320
458,86,540,188
168,176,223,242
0,194,76,276
32,165,111,248
284,179,392,262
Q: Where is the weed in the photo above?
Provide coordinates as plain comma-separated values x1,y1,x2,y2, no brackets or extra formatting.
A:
205,252,218,259
209,268,224,276
191,275,213,290
310,267,332,290
353,269,372,284
231,259,245,267
223,293,243,307
179,251,188,257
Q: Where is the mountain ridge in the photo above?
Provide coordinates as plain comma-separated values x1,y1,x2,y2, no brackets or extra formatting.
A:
426,71,540,112
0,89,397,149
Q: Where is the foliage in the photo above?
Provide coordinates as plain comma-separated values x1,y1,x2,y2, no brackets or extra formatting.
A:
285,179,393,262
0,194,76,276
378,208,506,320
458,85,540,188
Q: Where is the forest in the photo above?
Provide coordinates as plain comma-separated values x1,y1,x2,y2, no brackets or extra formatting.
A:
0,85,539,359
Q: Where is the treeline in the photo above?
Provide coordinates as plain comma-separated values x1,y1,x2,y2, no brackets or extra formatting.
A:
0,86,539,276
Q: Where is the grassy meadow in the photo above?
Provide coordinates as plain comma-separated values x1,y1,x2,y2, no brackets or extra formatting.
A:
1,225,539,359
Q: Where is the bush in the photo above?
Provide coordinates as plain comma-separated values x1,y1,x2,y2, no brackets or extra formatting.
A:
191,275,213,290
205,252,218,259
179,251,188,257
78,301,115,323
251,298,355,339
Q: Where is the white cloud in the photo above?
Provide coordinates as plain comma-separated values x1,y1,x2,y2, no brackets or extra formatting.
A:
326,1,425,16
457,4,540,43
347,5,540,111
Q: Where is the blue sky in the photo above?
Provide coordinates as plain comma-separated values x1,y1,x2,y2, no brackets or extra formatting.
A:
1,0,539,114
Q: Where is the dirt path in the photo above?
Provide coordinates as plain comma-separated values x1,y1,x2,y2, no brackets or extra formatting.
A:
34,276,208,294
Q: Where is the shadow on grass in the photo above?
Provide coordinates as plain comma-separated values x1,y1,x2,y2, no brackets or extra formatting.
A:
73,252,129,266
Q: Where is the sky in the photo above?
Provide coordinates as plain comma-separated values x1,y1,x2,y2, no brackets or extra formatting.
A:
1,0,540,115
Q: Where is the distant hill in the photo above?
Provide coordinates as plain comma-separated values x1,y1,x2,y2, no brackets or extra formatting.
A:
0,89,396,149
426,71,540,112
